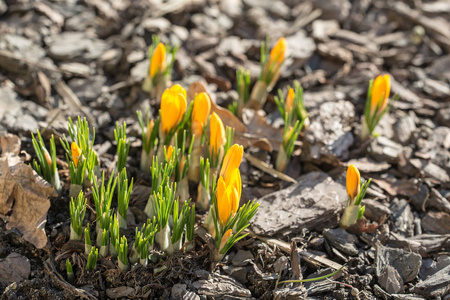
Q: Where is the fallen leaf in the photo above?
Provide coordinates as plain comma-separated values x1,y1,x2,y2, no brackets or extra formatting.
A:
0,133,56,249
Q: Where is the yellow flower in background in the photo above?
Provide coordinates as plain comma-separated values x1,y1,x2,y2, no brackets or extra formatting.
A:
269,37,286,67
192,92,211,137
220,144,243,180
346,164,361,199
209,112,226,157
165,145,174,160
150,43,166,78
370,74,390,115
285,88,295,114
71,142,82,167
160,84,187,134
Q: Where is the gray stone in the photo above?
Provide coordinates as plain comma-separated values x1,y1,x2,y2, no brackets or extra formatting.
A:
68,76,107,103
0,86,21,121
391,199,414,237
220,0,243,17
368,136,403,163
312,20,340,41
302,100,355,165
312,0,351,21
437,107,450,127
412,264,450,297
59,62,91,77
46,32,108,61
193,273,251,298
232,250,253,267
394,113,416,145
323,227,359,256
141,18,171,32
273,256,289,273
378,266,404,294
0,253,31,285
172,283,187,298
376,245,422,283
250,172,347,236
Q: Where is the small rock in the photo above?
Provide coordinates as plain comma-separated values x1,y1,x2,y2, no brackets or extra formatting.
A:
105,286,135,299
323,227,359,256
220,0,243,17
59,62,91,77
378,265,404,294
172,283,187,298
390,199,414,237
312,20,340,41
46,32,108,61
363,199,392,223
232,250,253,267
437,107,450,127
422,211,450,234
368,136,403,163
273,256,289,273
412,264,450,297
251,172,347,236
68,76,107,103
193,272,251,298
302,100,355,165
0,253,31,285
393,112,416,145
376,245,422,283
141,18,171,33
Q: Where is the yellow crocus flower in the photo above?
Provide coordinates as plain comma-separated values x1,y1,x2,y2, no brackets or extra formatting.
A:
269,37,286,68
165,145,173,160
192,92,211,137
160,84,187,134
150,43,166,78
209,112,226,157
71,142,82,167
220,144,243,180
219,229,232,252
346,164,361,200
285,88,295,114
216,174,240,226
370,74,390,115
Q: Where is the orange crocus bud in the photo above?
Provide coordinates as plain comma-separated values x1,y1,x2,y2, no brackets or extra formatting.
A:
160,84,187,134
269,37,286,67
166,145,173,160
370,74,390,115
346,164,361,199
285,88,295,114
209,112,226,157
192,92,211,137
220,144,244,180
44,148,52,169
145,119,154,143
150,43,166,78
219,229,232,252
71,142,82,167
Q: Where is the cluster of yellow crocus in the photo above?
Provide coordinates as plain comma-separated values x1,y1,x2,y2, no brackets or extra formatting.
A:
216,144,244,225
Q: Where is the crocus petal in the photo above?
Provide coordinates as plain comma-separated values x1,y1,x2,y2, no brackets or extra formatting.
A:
192,92,211,136
220,144,243,180
370,74,390,114
269,37,286,66
71,142,82,167
150,43,166,78
166,145,173,160
286,88,295,114
225,168,241,200
160,85,187,134
219,229,232,252
346,164,361,199
209,112,226,156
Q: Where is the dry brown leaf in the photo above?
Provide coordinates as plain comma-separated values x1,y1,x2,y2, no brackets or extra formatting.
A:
0,133,55,249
